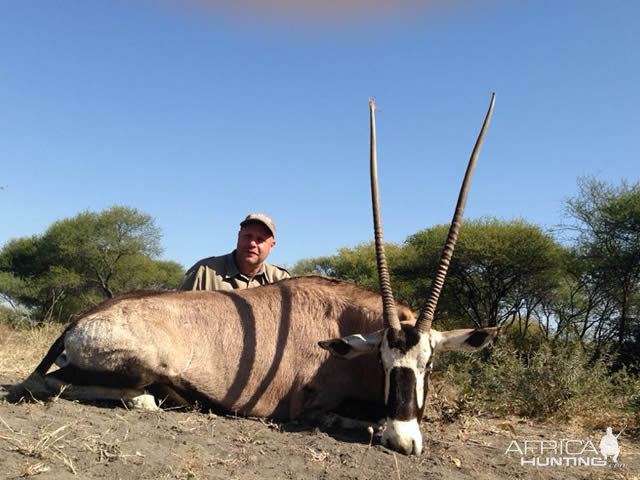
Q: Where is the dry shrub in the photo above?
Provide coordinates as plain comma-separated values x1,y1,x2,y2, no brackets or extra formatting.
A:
0,305,32,329
439,339,640,435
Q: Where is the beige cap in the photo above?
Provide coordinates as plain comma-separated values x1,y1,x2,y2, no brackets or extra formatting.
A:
240,213,277,238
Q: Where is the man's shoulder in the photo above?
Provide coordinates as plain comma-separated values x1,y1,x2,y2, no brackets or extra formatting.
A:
264,262,291,281
186,253,233,274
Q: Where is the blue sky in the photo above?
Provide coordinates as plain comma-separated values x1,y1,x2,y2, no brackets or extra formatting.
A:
1,1,638,271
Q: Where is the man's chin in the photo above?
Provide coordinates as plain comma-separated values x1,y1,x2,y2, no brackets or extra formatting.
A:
239,253,260,265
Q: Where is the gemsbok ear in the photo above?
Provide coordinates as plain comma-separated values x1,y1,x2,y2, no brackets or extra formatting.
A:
432,327,498,352
318,330,384,359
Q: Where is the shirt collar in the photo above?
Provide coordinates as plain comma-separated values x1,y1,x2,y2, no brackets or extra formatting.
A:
226,250,266,280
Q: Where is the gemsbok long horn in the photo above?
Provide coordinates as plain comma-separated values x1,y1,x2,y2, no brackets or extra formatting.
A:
415,93,496,334
369,98,401,331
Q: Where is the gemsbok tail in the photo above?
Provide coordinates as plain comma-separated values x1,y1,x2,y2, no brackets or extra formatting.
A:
7,324,72,402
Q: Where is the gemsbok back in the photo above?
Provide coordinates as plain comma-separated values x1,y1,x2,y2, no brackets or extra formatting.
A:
8,94,497,455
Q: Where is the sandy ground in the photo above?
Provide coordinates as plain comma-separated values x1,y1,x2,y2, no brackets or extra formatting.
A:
1,324,638,480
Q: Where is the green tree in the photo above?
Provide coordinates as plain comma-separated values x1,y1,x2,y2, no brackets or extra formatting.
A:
45,206,164,299
537,248,617,347
401,218,564,329
292,242,415,306
294,219,565,330
0,206,184,323
564,178,640,363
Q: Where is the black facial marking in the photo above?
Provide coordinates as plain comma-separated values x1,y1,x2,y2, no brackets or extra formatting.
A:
324,340,352,357
466,329,489,348
386,367,418,421
386,325,420,353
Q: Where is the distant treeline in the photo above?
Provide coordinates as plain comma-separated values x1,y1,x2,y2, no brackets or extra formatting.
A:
293,177,640,369
2,177,639,368
0,206,184,324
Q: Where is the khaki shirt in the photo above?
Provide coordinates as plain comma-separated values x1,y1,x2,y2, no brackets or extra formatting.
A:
179,251,290,291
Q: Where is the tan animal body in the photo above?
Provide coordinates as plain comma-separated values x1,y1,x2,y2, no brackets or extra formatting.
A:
10,276,493,435
11,277,411,417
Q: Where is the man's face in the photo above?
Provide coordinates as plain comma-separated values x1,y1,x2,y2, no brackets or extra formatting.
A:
236,222,276,270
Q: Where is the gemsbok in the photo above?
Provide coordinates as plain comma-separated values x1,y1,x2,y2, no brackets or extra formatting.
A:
8,94,496,455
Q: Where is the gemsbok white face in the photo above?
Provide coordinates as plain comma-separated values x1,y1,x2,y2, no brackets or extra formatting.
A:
319,94,497,455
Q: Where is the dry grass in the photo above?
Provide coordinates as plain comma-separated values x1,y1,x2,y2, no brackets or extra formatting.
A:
0,322,63,379
0,421,71,458
569,409,633,433
0,418,77,475
306,446,329,462
19,461,52,477
0,399,145,477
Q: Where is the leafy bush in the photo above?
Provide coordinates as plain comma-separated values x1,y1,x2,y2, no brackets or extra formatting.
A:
437,335,640,433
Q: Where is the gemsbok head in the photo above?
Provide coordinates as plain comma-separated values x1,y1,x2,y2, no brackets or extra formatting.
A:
319,94,496,454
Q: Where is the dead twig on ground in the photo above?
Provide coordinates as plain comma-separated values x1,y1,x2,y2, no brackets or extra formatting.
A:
0,413,17,433
393,452,401,480
306,446,329,462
